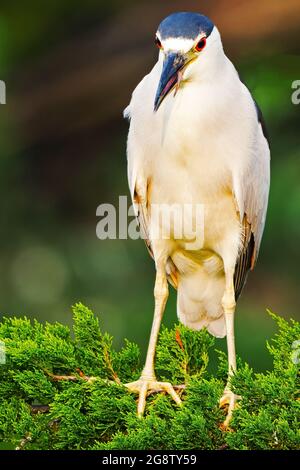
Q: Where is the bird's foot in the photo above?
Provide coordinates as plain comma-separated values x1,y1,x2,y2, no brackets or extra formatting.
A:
219,389,241,429
125,376,182,417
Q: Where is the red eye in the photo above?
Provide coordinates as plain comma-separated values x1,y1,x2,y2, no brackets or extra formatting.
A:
195,37,206,52
155,36,162,49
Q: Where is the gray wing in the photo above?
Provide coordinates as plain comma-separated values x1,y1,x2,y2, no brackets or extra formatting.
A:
234,219,255,299
233,101,270,299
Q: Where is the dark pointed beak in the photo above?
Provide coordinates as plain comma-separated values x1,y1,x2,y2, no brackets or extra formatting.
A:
154,52,188,112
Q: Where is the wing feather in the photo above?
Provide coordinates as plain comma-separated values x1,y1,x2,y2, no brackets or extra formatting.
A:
233,99,270,298
234,218,254,300
133,187,154,259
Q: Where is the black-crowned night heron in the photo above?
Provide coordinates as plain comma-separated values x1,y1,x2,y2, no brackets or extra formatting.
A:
124,12,270,426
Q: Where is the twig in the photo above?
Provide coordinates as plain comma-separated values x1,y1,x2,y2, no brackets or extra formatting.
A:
175,329,184,351
44,369,96,383
30,405,50,414
16,433,32,450
103,346,121,384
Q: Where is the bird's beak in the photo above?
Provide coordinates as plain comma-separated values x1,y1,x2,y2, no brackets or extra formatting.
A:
154,52,189,112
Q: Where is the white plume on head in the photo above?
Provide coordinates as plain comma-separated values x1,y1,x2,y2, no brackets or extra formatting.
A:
123,105,131,120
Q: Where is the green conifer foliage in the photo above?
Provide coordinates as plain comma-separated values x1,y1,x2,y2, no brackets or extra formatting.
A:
0,303,299,450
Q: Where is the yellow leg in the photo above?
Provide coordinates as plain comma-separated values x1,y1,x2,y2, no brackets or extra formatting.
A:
125,267,182,416
219,266,239,427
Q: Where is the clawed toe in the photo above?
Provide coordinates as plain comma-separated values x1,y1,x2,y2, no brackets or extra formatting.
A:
125,377,182,416
219,389,240,428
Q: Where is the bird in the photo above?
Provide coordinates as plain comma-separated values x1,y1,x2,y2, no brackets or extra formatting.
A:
124,11,270,426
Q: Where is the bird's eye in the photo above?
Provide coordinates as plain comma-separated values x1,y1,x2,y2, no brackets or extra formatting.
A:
155,37,162,49
195,37,207,52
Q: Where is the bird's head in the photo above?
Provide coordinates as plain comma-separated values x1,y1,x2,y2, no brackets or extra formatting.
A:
154,12,222,111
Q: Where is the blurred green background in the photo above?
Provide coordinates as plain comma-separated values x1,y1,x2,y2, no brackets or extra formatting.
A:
0,0,299,372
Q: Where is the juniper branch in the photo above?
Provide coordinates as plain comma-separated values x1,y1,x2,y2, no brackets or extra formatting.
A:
0,303,299,450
